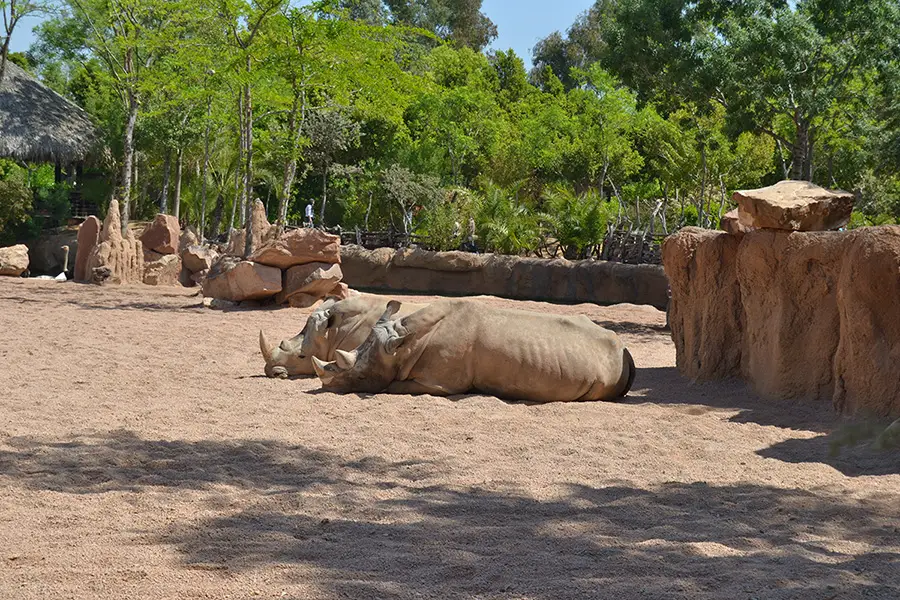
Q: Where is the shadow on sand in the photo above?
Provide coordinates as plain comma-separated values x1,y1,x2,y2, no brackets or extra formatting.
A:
0,431,897,599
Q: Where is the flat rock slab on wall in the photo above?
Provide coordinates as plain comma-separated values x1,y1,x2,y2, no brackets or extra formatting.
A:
663,225,900,418
341,245,669,310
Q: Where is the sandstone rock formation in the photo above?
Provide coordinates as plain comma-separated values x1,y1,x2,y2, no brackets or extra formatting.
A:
143,254,183,286
0,244,29,276
327,282,352,300
276,262,343,305
225,229,246,256
663,225,900,418
86,200,144,284
661,228,743,380
139,214,181,254
736,230,844,400
735,180,854,231
250,228,341,269
74,216,101,282
832,226,900,417
202,255,282,301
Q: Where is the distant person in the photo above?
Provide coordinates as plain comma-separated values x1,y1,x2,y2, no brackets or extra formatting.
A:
305,202,314,228
465,216,477,252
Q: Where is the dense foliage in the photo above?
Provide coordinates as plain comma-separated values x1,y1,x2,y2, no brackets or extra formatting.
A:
2,0,899,253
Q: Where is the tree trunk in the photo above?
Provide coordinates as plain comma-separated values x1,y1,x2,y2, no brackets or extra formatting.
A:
200,98,211,242
243,66,255,258
160,150,171,213
277,89,303,237
791,118,811,181
120,84,138,235
0,35,11,86
319,164,328,226
173,148,183,220
211,192,224,238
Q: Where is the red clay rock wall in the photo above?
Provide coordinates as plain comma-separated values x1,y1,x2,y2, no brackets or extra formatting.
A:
664,225,900,417
832,227,900,416
737,230,845,401
661,228,743,380
341,245,669,309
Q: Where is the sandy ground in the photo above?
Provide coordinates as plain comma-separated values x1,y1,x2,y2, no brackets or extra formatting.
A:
0,278,898,600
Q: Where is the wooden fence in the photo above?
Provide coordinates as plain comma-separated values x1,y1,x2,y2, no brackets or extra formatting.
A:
333,227,665,266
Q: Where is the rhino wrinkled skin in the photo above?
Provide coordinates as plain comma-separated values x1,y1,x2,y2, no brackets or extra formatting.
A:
313,299,636,403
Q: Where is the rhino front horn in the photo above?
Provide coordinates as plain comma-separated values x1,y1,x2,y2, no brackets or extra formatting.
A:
259,330,275,364
312,356,334,384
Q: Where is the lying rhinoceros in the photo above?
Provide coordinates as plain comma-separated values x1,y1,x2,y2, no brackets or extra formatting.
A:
312,299,635,402
259,294,427,378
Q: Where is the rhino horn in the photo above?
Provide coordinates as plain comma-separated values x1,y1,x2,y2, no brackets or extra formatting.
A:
259,330,276,364
312,356,335,383
334,348,357,370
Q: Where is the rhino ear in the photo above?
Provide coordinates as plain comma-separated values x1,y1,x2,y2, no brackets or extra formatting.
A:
378,300,402,323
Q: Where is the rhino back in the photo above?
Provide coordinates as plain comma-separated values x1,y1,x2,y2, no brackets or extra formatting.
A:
397,300,628,402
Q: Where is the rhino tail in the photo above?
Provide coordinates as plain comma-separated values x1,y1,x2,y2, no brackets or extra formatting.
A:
615,347,636,399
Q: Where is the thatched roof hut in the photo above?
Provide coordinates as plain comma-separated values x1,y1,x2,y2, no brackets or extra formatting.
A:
0,61,99,164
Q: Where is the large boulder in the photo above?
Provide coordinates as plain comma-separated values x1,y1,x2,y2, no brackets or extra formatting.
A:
182,245,219,274
736,230,845,400
735,180,854,231
662,228,744,381
202,256,282,302
85,200,144,284
74,216,101,282
832,226,900,416
276,262,343,305
178,227,199,254
250,228,340,269
249,199,274,251
139,214,181,254
0,244,29,276
143,254,183,286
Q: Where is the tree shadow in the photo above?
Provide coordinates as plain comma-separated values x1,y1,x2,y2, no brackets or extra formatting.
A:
0,430,442,494
2,431,897,598
757,436,900,477
156,480,900,599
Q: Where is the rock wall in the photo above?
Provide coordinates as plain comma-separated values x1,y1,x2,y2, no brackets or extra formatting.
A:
663,225,900,417
341,245,669,309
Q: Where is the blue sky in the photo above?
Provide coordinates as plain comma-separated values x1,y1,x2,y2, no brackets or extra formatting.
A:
10,0,594,65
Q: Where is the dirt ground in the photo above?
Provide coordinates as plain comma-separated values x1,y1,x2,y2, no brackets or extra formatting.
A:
0,278,898,600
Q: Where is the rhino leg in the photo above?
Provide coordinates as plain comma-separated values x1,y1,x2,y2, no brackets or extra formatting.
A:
615,347,636,399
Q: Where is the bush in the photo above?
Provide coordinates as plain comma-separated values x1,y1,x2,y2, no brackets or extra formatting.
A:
475,183,540,255
0,179,33,244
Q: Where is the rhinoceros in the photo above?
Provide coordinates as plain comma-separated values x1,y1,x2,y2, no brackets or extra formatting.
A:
259,295,427,378
312,299,636,402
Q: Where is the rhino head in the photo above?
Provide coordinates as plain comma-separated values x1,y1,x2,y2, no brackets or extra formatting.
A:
260,299,337,378
312,300,408,393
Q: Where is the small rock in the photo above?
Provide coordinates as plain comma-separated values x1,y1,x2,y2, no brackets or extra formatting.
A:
0,244,29,276
720,208,754,235
143,254,182,286
182,245,218,274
